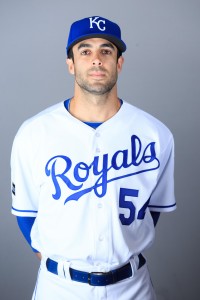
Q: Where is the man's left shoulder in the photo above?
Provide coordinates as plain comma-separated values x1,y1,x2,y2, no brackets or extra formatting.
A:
123,101,173,140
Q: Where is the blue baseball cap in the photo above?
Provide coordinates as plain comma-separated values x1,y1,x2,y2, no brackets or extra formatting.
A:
66,16,126,55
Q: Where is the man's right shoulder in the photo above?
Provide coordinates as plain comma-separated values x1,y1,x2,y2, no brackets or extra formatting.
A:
17,101,65,135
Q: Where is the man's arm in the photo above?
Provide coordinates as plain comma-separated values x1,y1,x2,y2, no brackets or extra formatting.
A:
17,216,41,259
150,211,160,227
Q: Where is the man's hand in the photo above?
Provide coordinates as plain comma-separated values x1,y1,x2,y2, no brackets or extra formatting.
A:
36,252,42,260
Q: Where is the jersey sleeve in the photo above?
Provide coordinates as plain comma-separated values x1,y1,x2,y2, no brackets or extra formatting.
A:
11,124,40,217
148,134,176,212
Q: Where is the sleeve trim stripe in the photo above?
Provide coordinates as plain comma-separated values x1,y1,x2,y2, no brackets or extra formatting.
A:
148,203,176,209
12,206,38,213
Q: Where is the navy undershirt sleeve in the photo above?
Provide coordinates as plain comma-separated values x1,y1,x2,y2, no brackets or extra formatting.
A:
150,211,160,226
17,216,38,252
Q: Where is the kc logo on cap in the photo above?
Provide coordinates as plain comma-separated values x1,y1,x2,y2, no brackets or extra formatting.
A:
89,17,106,31
66,16,126,55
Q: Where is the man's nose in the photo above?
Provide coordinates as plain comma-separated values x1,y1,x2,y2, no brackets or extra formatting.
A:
92,55,103,66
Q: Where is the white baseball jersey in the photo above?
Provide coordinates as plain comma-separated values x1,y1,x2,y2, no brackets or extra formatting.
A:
11,100,176,268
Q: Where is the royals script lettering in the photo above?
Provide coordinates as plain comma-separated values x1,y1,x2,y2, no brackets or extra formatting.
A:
45,135,160,204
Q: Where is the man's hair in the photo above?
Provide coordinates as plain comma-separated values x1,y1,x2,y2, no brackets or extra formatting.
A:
67,48,74,61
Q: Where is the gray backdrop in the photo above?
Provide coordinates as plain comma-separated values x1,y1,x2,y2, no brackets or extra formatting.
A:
0,0,200,299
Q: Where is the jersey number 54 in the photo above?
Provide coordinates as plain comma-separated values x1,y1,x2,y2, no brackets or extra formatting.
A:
119,188,150,225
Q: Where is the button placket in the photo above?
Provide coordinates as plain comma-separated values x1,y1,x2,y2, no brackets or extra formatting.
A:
95,131,101,153
93,130,109,262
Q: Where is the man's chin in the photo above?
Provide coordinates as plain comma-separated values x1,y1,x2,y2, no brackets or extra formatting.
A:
84,87,113,95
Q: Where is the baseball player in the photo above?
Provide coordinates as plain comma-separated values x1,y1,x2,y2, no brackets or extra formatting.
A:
11,16,176,300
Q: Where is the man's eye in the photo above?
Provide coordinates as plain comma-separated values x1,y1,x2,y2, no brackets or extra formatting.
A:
81,50,90,55
101,49,112,55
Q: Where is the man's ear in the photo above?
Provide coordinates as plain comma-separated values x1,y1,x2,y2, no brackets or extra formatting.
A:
66,58,75,75
117,56,124,74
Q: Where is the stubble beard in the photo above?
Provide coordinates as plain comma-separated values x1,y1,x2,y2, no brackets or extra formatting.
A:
74,67,118,96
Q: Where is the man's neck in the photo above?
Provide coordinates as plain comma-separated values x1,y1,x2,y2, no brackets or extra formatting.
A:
69,91,121,123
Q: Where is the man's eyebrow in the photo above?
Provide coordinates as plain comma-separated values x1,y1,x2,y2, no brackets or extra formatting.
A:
100,43,115,50
77,43,92,50
77,42,115,50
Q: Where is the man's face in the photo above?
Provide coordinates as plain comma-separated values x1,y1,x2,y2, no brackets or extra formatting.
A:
67,38,124,95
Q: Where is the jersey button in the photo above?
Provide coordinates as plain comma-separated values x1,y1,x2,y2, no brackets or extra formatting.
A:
95,132,100,137
97,203,103,209
98,235,104,242
96,148,101,153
